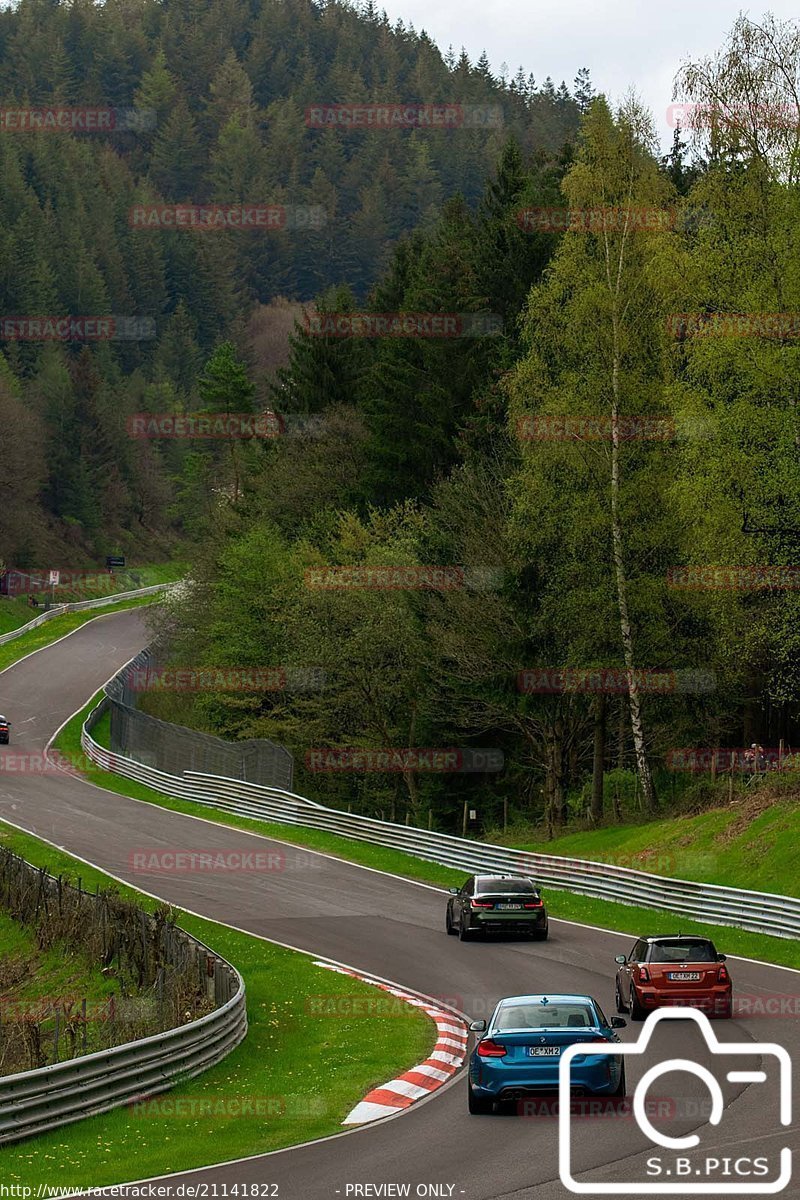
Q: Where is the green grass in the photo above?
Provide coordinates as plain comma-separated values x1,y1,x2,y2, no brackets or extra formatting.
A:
0,823,434,1188
60,695,800,973
0,595,159,675
482,790,800,900
0,908,119,1005
0,908,128,1073
0,596,38,636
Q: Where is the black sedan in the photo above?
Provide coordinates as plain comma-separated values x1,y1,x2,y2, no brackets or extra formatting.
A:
447,874,549,941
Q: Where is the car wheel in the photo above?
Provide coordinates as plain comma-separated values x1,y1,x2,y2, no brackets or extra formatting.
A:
629,986,646,1021
468,1084,493,1114
459,915,474,941
532,927,548,941
446,907,458,936
610,1063,627,1097
615,981,626,1014
716,998,733,1019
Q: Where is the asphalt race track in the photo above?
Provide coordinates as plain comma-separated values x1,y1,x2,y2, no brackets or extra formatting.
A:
0,608,798,1199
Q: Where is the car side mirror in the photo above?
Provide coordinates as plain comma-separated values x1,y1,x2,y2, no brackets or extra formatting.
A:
469,1019,487,1033
717,954,727,962
448,887,459,895
611,1016,627,1028
614,954,627,965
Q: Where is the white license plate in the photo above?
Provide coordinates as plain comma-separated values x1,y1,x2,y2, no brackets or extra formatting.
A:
668,971,701,981
529,1046,560,1056
497,903,522,910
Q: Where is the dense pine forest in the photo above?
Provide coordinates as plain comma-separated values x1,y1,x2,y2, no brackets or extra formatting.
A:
3,2,800,833
0,0,584,565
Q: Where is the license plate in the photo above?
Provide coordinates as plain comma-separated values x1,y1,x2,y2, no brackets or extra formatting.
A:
529,1046,560,1056
497,903,522,910
668,971,701,981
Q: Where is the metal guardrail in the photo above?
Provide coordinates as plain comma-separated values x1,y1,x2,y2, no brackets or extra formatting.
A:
80,702,800,941
0,584,170,647
106,645,294,790
0,867,247,1145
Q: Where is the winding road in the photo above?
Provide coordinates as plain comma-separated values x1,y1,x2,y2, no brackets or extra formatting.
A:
0,608,798,1198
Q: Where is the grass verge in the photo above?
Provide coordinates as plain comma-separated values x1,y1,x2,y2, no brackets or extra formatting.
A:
0,596,37,636
58,695,800,973
483,790,800,901
0,907,126,1074
0,822,434,1189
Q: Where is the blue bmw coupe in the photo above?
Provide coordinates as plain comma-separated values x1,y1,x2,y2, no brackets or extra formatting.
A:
467,993,627,1113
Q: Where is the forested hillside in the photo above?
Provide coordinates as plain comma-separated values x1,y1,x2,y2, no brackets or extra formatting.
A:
148,14,800,834
0,0,584,565
5,0,798,838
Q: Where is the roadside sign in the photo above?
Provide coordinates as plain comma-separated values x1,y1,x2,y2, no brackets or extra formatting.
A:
48,570,60,586
106,556,125,569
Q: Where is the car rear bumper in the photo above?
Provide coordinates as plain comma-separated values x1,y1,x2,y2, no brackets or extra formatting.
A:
467,911,548,932
638,988,732,1014
471,1054,621,1097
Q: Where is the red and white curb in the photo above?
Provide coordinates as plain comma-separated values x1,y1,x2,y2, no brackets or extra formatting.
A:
313,961,469,1125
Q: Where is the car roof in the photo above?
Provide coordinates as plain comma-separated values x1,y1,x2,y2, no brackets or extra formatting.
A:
497,994,595,1007
475,874,537,883
643,935,713,942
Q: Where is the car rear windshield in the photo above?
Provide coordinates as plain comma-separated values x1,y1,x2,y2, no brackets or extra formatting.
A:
494,1003,596,1030
649,941,716,962
476,878,538,894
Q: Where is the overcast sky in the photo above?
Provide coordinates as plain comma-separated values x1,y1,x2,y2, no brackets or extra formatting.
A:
375,1,798,147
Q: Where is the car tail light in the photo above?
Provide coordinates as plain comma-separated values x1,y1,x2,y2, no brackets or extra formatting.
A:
523,900,543,908
718,964,729,983
470,900,494,909
638,966,651,982
476,1039,507,1057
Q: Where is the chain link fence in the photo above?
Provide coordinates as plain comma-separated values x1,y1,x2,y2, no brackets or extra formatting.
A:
105,646,294,790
